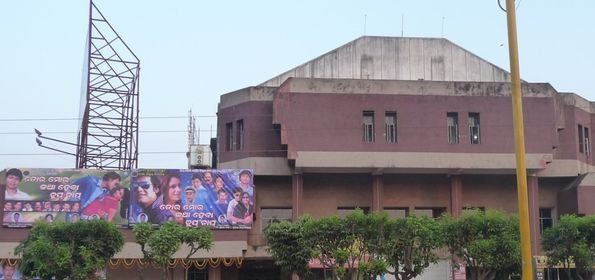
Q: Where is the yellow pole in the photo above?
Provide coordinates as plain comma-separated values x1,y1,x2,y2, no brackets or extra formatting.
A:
504,0,533,279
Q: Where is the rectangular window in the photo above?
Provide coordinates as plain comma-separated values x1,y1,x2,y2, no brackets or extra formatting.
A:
447,112,459,144
469,112,481,144
363,111,375,143
385,111,397,143
225,122,233,152
579,125,590,155
236,119,244,151
579,125,584,153
337,207,370,218
414,207,446,219
260,208,292,232
539,208,553,234
384,207,408,218
585,127,590,156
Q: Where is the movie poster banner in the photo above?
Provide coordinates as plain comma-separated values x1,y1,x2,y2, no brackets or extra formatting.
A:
128,169,254,229
2,168,131,227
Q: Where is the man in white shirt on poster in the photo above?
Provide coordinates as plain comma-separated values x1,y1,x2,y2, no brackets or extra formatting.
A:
4,168,31,200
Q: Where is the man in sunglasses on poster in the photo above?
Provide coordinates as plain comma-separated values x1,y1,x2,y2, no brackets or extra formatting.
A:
131,175,161,224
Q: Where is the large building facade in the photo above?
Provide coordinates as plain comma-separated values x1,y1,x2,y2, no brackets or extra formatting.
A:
217,36,595,278
2,36,594,279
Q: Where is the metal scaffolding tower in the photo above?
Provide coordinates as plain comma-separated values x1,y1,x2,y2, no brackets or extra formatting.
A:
76,0,140,169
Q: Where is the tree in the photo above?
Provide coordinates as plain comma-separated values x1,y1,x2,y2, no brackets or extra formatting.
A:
345,210,390,280
384,214,444,280
442,210,521,280
264,218,312,278
266,213,374,280
132,222,212,280
15,220,124,280
542,215,595,280
264,210,443,280
301,214,369,280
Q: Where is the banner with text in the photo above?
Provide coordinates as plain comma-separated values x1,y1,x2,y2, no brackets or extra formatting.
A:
2,168,131,227
128,169,254,229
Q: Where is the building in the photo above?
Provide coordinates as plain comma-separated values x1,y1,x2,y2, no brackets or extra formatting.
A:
2,36,595,279
217,36,595,278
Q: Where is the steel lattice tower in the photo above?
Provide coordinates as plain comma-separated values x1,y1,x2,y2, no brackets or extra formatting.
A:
76,0,140,169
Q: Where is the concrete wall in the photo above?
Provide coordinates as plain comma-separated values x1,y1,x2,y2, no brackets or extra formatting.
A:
383,174,451,210
271,78,557,173
301,173,373,218
260,36,511,87
218,98,284,164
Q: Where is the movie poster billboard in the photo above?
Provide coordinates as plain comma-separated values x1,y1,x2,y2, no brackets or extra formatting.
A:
129,169,254,229
2,168,131,227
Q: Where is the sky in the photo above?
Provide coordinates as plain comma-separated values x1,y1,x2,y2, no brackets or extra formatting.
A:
1,0,594,169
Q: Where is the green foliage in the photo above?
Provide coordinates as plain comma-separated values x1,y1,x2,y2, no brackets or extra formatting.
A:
442,210,521,280
264,210,444,280
264,218,312,278
182,226,213,259
386,214,444,280
132,222,213,280
15,220,124,280
148,222,185,266
302,214,357,279
542,215,595,279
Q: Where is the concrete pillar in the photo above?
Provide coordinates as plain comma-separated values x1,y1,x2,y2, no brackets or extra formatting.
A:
208,265,221,280
372,174,384,212
527,175,540,255
450,175,463,217
292,172,303,221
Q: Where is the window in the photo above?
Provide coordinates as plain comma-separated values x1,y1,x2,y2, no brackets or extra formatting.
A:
225,122,233,152
337,207,370,218
384,207,408,218
260,208,292,232
579,125,590,155
539,208,553,234
586,127,590,156
414,207,446,218
469,112,481,144
363,111,375,143
579,125,584,153
236,119,244,151
385,111,397,143
447,112,459,144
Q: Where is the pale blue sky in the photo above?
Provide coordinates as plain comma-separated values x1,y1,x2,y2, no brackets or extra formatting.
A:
1,1,594,169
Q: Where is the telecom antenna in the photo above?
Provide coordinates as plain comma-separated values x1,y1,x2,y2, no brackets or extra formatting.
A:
401,14,404,37
76,0,140,169
188,110,198,147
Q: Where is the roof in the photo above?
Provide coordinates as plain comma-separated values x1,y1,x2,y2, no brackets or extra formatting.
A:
259,36,511,87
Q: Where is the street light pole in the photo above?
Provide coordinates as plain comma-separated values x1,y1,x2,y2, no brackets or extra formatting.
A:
504,0,533,279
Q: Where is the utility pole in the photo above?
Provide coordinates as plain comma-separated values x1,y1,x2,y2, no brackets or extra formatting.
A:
504,0,533,279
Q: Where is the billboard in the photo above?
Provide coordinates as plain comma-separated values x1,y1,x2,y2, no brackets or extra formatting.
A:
128,169,254,229
2,168,131,227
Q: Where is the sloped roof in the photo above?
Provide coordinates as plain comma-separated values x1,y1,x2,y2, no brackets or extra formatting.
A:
260,36,511,87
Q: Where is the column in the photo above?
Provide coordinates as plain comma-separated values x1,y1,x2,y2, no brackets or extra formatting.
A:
292,172,303,221
450,175,463,217
372,174,383,212
527,175,540,255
